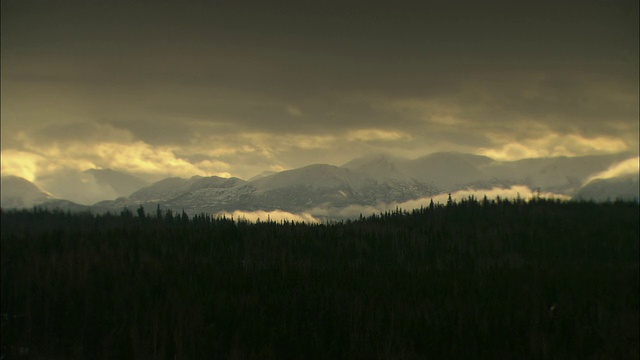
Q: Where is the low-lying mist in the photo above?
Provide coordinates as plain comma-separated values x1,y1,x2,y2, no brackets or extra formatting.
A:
217,185,571,223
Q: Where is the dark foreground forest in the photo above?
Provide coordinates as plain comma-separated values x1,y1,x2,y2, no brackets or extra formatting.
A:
1,198,639,359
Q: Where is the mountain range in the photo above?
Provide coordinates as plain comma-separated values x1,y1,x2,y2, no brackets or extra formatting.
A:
2,152,638,218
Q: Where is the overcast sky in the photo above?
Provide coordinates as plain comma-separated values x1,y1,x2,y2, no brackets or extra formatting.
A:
2,0,638,183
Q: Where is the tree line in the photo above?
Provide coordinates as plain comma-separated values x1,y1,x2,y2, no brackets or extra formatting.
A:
1,197,638,359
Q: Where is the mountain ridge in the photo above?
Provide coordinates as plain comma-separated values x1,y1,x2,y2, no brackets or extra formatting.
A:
2,151,638,216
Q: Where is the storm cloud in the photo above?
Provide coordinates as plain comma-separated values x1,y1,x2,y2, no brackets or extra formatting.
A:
2,0,638,185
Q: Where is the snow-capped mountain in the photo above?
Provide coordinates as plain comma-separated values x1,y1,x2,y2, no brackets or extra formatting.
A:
248,163,436,211
2,152,637,215
93,176,251,213
93,162,438,214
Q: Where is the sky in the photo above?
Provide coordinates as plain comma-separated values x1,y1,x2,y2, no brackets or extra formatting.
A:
2,0,639,188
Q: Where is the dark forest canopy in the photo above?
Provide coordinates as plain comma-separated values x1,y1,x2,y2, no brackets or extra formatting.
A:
1,198,639,359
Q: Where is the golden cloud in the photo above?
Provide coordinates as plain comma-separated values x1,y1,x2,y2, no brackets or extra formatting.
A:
0,150,46,182
2,140,232,182
346,129,412,142
478,133,630,161
584,157,639,185
387,98,467,126
93,142,208,175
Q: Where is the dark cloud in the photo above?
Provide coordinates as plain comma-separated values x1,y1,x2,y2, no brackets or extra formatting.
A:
2,0,638,183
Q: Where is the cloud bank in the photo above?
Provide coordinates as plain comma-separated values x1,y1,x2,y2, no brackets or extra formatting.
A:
2,0,638,188
584,157,640,185
216,186,572,223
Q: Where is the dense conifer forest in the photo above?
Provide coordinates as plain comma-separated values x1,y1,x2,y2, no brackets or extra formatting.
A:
1,198,639,359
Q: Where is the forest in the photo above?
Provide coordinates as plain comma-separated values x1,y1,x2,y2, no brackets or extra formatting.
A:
1,197,639,359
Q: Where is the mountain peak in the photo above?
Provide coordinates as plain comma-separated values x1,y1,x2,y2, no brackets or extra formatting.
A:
341,153,399,169
251,164,354,192
4,151,637,215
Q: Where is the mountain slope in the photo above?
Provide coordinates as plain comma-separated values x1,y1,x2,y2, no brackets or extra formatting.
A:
95,176,252,214
400,152,500,191
38,151,638,216
1,176,52,208
342,153,411,181
36,168,150,205
84,169,149,197
483,153,634,194
575,174,639,202
251,164,356,191
0,176,90,212
94,162,439,214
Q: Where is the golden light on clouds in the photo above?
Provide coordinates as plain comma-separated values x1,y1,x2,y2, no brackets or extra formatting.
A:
479,133,630,161
280,134,337,150
388,98,467,126
584,157,639,185
94,142,212,175
346,129,412,142
1,150,45,182
2,0,637,198
1,140,233,183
